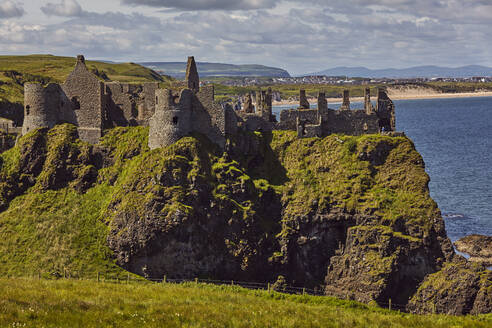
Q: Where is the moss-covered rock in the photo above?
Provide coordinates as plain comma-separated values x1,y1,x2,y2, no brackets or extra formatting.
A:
408,259,492,315
0,124,485,314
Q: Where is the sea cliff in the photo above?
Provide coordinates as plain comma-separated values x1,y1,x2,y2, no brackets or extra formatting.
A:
0,124,490,314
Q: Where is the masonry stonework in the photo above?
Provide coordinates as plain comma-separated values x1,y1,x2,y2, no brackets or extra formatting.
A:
340,90,350,110
22,55,398,148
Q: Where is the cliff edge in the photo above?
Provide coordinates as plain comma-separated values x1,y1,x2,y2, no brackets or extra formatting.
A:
0,124,489,314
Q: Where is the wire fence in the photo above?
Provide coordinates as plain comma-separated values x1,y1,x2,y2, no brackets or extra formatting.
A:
18,271,479,315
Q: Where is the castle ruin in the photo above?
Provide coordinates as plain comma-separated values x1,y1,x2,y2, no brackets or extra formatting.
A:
22,55,396,148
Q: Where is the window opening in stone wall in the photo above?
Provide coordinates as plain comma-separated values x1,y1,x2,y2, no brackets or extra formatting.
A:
71,96,81,110
156,96,158,104
25,105,30,116
172,116,179,125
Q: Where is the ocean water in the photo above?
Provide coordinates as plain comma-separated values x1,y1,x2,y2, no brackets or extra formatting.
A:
274,97,492,242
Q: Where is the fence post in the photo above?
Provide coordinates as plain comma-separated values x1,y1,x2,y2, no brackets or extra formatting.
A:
231,280,234,286
127,273,130,284
163,275,167,284
389,298,392,311
267,283,270,292
195,278,198,285
302,288,306,295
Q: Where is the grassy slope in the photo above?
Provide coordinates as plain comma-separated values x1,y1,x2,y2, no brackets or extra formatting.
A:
0,125,152,278
0,54,172,103
1,278,491,327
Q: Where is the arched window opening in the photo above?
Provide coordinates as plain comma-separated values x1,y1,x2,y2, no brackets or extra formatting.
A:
172,116,179,125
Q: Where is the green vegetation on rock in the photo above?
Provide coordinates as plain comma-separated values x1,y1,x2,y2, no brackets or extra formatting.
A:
0,124,473,314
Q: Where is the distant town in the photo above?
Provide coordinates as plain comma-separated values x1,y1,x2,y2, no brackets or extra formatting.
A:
207,75,492,87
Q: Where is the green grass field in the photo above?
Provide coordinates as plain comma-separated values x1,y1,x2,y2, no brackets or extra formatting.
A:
1,278,491,328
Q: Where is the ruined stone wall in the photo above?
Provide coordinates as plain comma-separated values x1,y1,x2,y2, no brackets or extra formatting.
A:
61,56,104,143
299,90,310,109
365,88,374,114
141,82,158,123
297,120,322,138
104,82,159,127
239,113,274,132
186,56,200,94
195,86,226,148
340,90,350,111
376,88,396,132
323,109,380,135
277,108,319,131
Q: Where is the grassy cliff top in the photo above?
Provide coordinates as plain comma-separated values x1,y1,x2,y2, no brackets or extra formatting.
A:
0,54,173,103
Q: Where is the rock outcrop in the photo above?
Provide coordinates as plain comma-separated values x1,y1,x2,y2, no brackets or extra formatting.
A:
408,259,492,315
455,234,492,266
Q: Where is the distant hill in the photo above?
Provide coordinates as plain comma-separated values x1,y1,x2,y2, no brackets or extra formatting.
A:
310,65,492,78
139,61,291,78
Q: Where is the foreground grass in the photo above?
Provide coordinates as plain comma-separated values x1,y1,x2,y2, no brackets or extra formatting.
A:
0,278,491,328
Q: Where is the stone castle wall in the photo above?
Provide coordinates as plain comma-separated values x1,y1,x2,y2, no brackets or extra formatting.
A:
21,55,397,148
104,82,159,127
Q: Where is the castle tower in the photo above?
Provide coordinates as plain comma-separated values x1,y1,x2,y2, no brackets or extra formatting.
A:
148,89,192,149
22,83,62,135
340,90,350,110
299,90,310,109
186,56,200,94
365,88,374,114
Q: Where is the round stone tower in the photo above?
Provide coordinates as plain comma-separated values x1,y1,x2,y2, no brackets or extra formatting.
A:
22,83,60,135
148,89,192,149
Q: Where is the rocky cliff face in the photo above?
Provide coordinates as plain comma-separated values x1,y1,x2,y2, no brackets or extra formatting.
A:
0,124,489,314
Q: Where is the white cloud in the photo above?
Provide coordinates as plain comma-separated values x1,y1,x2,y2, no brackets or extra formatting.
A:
0,1,24,18
1,0,492,74
120,0,279,10
41,0,84,17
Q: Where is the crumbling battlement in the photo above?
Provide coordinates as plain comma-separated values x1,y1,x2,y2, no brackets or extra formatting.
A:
22,54,397,148
237,88,395,138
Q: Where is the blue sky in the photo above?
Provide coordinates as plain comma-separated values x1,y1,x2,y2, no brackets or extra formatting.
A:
1,0,492,75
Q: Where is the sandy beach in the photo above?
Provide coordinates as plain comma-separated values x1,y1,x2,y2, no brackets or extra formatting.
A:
272,91,492,106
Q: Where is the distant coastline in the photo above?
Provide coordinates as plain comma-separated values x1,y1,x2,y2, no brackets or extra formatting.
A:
273,91,492,106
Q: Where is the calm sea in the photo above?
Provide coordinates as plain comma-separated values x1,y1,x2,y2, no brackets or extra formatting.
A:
274,97,492,241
